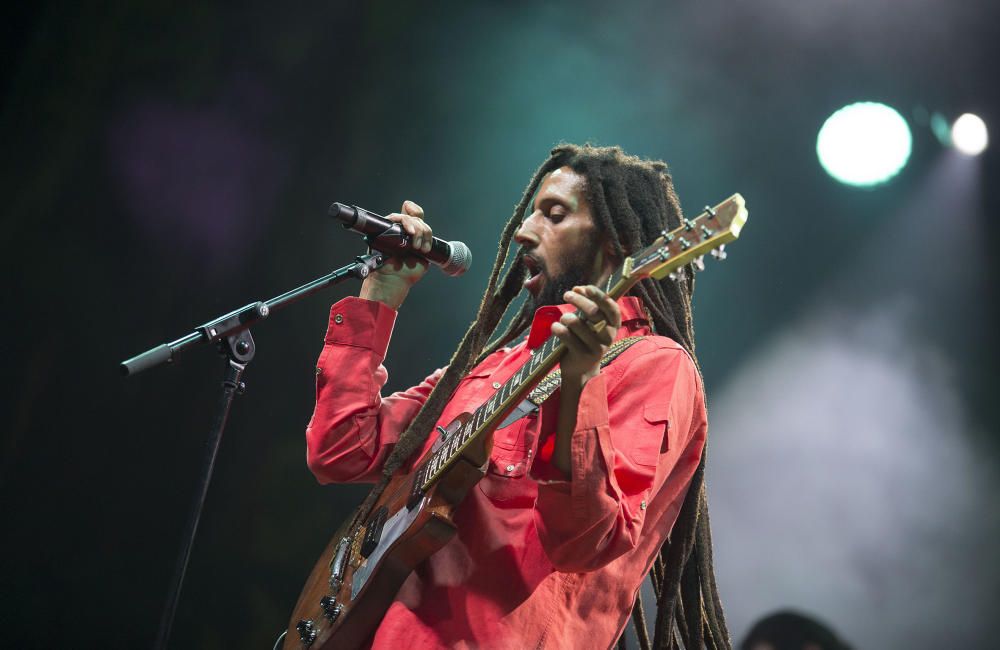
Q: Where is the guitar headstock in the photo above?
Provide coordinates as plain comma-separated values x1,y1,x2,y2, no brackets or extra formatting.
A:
622,193,747,282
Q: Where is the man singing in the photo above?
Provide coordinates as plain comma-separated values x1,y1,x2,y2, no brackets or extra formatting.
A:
305,144,728,649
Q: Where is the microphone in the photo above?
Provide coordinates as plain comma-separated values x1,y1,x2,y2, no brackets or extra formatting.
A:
329,202,472,277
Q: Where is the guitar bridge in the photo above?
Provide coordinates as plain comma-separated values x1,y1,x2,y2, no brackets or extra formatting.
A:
328,537,350,591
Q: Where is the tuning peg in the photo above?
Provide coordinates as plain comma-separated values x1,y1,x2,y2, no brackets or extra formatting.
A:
710,245,727,261
692,256,705,272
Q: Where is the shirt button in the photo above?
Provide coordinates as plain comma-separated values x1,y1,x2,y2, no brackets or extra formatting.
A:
315,366,322,375
505,464,515,473
640,500,647,510
492,382,501,389
334,314,344,324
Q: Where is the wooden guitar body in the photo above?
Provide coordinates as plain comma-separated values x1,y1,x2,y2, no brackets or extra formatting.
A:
283,416,492,650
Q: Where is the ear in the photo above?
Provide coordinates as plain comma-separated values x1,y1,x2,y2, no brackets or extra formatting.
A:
601,237,619,263
595,236,620,284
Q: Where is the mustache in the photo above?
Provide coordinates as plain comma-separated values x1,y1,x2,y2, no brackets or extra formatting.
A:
517,249,547,276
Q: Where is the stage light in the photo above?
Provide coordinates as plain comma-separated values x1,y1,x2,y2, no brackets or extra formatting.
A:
951,113,988,156
816,102,912,187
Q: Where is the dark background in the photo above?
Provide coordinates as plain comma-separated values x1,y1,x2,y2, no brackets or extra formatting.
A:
3,1,998,648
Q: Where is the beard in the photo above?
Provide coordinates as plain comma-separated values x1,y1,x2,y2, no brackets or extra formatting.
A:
522,234,603,314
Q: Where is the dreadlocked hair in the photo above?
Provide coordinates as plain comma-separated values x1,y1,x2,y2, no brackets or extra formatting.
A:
344,144,729,650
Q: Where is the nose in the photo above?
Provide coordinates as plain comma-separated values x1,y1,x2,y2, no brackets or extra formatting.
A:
514,210,540,248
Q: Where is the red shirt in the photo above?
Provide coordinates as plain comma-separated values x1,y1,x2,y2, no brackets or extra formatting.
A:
306,295,706,650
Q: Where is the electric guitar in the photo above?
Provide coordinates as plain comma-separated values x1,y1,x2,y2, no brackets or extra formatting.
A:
282,194,748,649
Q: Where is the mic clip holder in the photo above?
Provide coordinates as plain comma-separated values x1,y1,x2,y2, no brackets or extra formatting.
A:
355,248,386,278
361,216,413,259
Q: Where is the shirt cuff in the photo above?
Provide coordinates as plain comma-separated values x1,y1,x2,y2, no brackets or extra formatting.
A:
324,296,397,358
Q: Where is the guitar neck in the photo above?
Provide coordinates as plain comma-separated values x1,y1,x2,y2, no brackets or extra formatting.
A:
414,194,747,493
415,272,634,492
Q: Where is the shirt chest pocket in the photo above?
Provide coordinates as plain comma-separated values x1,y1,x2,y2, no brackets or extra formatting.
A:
478,441,536,507
441,369,496,423
628,403,671,467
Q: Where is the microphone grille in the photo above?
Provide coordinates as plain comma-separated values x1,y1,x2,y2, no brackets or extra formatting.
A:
442,241,472,277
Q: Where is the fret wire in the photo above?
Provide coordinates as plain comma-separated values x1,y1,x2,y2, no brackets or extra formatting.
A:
423,237,688,491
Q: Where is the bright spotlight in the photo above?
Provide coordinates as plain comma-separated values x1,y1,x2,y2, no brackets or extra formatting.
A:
816,102,912,187
951,113,988,156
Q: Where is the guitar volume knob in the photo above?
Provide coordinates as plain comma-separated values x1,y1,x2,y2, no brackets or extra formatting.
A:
296,619,318,646
320,595,343,622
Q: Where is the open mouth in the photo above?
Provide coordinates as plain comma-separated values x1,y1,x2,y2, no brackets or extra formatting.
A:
521,254,544,294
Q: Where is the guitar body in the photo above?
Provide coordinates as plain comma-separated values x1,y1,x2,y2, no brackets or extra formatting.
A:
283,415,492,650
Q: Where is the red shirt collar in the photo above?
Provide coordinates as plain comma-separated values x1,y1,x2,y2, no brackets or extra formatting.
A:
525,295,648,349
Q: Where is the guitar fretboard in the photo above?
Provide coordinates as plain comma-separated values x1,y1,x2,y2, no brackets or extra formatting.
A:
412,271,631,493
410,194,746,496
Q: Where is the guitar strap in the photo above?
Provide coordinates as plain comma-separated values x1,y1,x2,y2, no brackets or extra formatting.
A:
496,336,647,429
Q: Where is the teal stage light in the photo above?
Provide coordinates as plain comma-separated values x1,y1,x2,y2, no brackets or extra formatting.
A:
816,102,912,187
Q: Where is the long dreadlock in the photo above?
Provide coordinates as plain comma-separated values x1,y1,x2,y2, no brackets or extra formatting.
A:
345,144,729,650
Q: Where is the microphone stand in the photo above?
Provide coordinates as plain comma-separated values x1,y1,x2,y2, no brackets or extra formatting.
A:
122,251,386,650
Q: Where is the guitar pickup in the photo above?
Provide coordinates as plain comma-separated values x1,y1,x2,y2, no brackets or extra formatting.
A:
407,465,428,510
359,506,389,558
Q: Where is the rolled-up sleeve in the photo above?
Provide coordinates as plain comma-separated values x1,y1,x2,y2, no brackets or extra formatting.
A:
531,342,705,573
306,296,442,484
